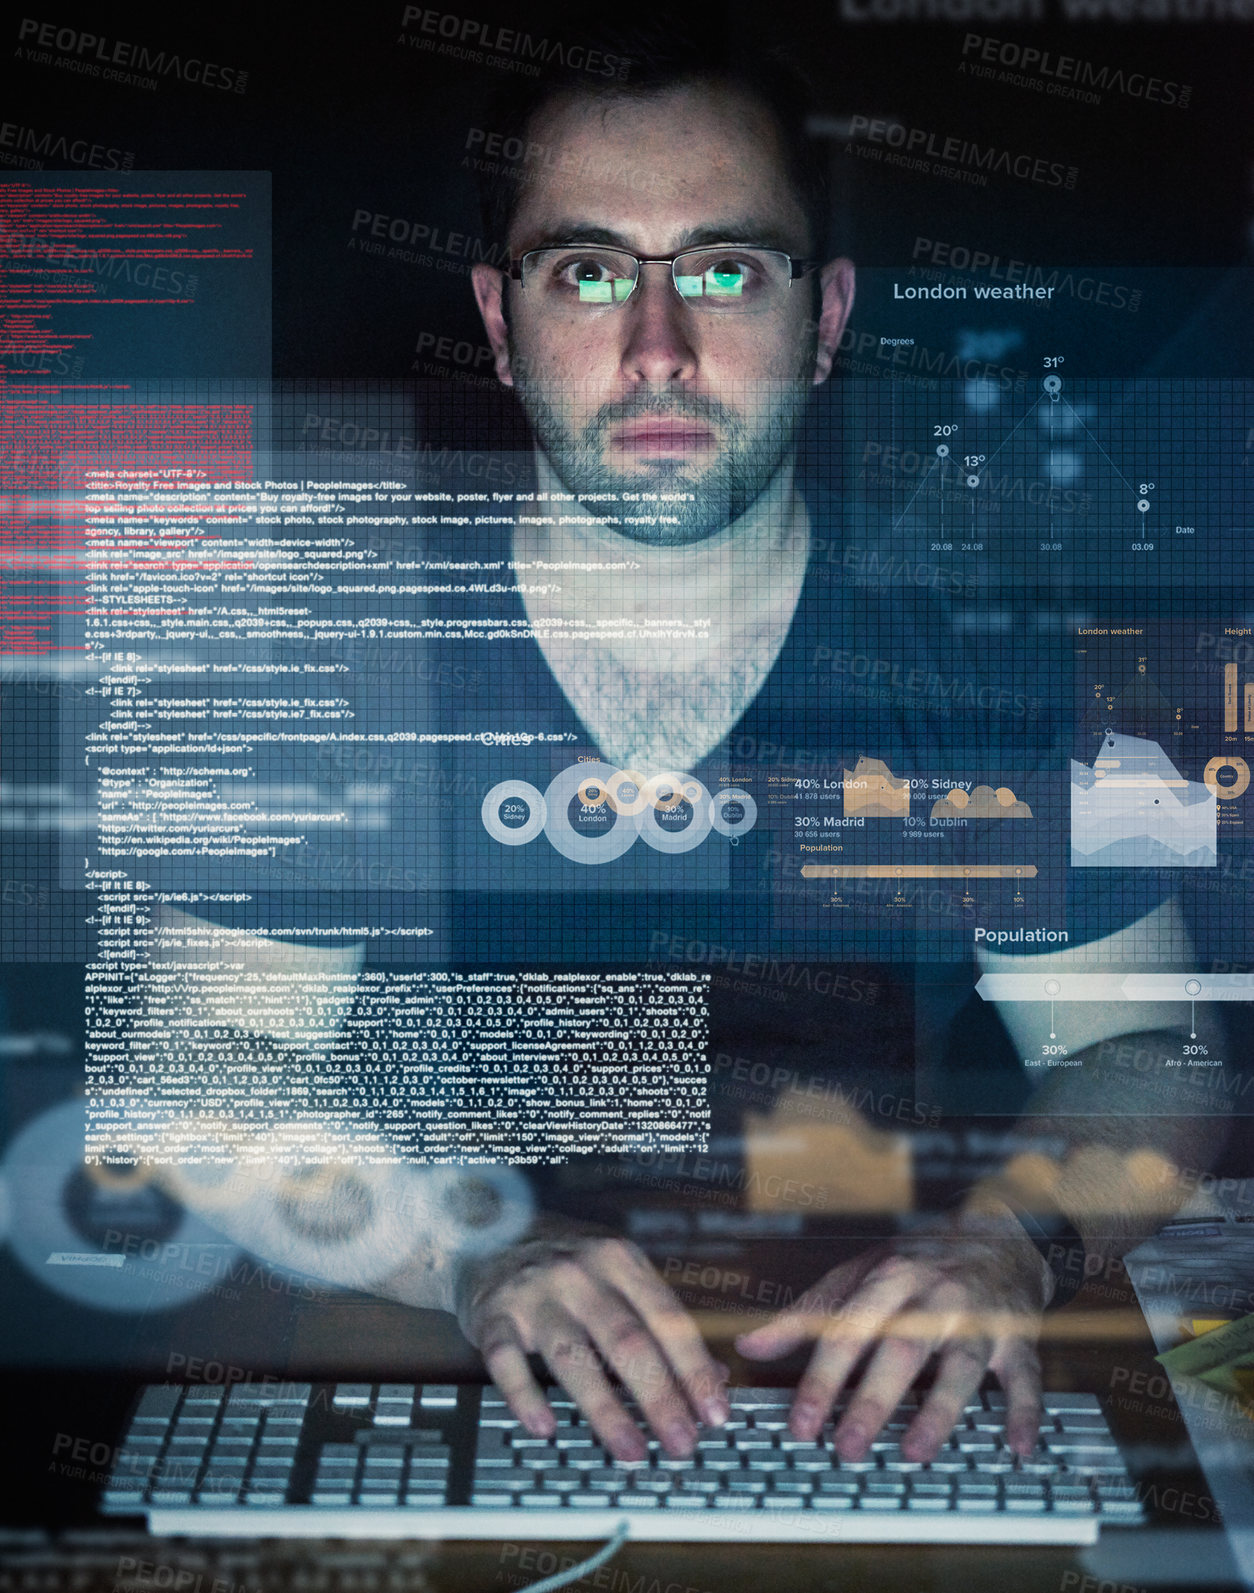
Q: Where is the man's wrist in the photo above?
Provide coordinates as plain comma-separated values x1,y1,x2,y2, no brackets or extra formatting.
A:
951,1201,1057,1308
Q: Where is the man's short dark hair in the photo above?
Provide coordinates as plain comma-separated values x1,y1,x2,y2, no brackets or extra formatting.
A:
472,15,830,258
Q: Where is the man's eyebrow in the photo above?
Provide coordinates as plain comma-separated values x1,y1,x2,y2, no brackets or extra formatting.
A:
520,221,806,254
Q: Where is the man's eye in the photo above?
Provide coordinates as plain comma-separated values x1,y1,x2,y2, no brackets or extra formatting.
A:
676,254,766,300
704,258,756,294
565,258,611,283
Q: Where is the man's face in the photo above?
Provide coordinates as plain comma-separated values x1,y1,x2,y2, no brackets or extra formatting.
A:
473,83,855,546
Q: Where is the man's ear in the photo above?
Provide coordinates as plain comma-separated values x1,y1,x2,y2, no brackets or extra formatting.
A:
471,263,514,387
812,257,856,385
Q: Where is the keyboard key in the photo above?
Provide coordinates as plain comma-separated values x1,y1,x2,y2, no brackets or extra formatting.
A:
1097,1499,1145,1519
771,1477,814,1494
762,1496,804,1510
714,1494,755,1509
539,1476,586,1492
618,1494,662,1508
729,1390,791,1408
1043,1394,1101,1414
811,1496,855,1510
404,1491,447,1507
858,1495,903,1511
570,1494,613,1508
906,1496,953,1511
665,1495,710,1509
726,1476,769,1493
333,1385,372,1407
136,1387,181,1419
472,1492,516,1507
1094,1482,1139,1501
419,1386,459,1409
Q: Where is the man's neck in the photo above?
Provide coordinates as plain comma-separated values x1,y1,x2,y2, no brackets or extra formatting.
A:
513,452,811,774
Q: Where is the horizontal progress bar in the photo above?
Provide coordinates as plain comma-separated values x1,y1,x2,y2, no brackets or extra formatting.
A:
801,865,1037,879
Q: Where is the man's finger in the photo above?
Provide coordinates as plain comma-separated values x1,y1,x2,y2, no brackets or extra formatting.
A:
785,1265,922,1441
996,1340,1044,1457
901,1337,992,1462
577,1295,699,1457
829,1330,937,1459
535,1307,651,1463
611,1258,730,1425
478,1320,557,1437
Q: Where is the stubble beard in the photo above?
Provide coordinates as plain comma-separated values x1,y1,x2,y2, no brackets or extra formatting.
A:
510,346,814,547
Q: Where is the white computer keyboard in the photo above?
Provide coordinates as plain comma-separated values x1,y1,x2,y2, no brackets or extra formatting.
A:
101,1381,1146,1544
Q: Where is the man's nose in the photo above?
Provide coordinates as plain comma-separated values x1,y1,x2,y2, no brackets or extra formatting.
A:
619,262,698,384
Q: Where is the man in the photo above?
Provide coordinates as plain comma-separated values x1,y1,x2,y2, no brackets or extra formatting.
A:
411,22,1231,1471
129,19,1226,1481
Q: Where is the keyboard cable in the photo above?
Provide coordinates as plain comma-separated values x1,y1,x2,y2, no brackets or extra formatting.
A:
514,1520,631,1593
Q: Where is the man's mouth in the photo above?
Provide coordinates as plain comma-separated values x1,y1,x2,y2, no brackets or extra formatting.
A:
610,420,716,454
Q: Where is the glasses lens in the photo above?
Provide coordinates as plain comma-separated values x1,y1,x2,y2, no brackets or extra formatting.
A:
523,248,637,304
674,249,789,308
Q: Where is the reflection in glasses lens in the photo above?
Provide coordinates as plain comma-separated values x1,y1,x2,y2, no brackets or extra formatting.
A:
518,246,799,311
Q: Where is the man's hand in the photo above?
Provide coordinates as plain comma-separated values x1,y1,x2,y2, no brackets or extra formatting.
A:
455,1222,730,1462
735,1216,1050,1462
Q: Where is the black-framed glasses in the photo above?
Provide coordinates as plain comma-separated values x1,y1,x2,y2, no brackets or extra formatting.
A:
508,244,818,312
